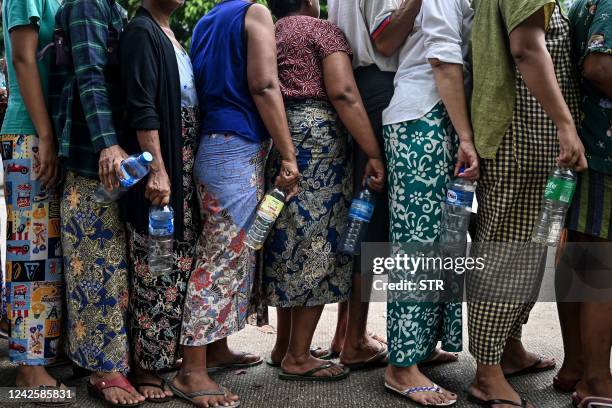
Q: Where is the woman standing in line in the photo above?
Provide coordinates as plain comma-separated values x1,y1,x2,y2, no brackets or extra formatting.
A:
382,0,479,405
171,1,300,407
0,0,66,394
264,0,385,382
119,0,199,403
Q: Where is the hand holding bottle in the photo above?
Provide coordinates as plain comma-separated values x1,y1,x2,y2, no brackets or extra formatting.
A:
364,157,385,192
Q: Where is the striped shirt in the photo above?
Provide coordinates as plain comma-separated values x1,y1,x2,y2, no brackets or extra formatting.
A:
51,0,127,179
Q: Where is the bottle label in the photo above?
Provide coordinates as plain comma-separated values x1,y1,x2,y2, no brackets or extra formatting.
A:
349,199,374,222
446,189,474,209
544,177,576,204
257,194,285,222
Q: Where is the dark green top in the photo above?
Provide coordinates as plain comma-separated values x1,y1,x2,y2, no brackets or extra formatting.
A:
569,0,612,175
51,0,127,179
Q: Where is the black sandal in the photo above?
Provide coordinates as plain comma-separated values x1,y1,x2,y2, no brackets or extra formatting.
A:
278,362,350,382
133,379,173,404
35,379,73,406
468,392,529,407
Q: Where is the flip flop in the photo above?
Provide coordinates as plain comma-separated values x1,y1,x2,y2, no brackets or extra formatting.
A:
168,382,240,408
385,382,457,406
572,392,612,407
279,362,350,382
265,356,280,368
207,353,263,373
87,375,144,407
310,347,340,360
553,375,580,393
35,379,73,406
467,392,528,407
505,355,556,378
132,378,173,403
343,343,388,371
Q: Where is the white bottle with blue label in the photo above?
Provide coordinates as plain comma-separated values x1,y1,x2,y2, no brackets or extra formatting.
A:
148,205,174,277
440,168,475,258
338,180,376,255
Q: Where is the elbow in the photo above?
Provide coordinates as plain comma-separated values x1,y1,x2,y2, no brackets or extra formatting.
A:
582,60,607,85
249,78,278,97
510,40,544,65
374,39,396,58
11,50,36,71
328,85,359,106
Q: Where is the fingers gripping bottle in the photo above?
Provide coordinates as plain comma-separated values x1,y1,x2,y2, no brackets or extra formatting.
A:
245,188,286,250
93,152,153,205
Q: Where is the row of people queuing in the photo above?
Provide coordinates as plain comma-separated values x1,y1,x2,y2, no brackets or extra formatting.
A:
0,0,610,407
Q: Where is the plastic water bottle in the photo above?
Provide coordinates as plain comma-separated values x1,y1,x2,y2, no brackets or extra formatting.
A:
93,152,154,205
532,166,577,246
245,188,286,250
440,170,476,259
338,180,376,255
148,205,174,277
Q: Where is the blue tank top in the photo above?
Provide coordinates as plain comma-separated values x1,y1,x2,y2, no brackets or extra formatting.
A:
191,0,269,142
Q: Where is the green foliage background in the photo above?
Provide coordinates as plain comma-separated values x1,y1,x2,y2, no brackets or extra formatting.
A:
118,0,328,46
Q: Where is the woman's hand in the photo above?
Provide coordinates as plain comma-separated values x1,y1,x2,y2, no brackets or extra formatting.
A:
364,158,386,192
455,139,480,182
145,169,171,207
35,135,59,188
275,157,300,199
99,145,129,191
557,126,588,171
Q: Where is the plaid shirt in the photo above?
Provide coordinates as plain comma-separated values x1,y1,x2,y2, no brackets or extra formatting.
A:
51,0,127,178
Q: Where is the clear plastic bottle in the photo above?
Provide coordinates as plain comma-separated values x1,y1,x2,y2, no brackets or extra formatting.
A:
93,152,154,205
532,166,577,246
440,170,476,259
148,205,174,277
338,180,376,256
245,188,286,250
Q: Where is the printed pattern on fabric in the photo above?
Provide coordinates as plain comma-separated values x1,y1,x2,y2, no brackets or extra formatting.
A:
466,5,580,365
263,100,353,308
275,16,353,100
181,134,268,347
61,172,130,373
1,134,63,365
383,103,463,366
129,107,199,370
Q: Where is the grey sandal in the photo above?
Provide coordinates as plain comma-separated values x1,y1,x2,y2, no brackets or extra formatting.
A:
168,383,240,408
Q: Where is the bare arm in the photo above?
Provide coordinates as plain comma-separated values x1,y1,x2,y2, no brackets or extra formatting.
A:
509,9,587,170
430,60,479,181
136,130,170,207
583,53,612,99
10,25,58,187
323,52,385,191
245,4,299,194
373,0,422,57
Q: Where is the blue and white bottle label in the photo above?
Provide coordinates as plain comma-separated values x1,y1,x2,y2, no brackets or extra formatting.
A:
446,189,474,209
349,199,374,222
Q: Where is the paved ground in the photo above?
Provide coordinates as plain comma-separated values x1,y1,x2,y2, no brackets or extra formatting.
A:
1,303,576,408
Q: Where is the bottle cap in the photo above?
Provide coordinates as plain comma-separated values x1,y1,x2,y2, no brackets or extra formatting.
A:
459,166,466,174
139,152,154,164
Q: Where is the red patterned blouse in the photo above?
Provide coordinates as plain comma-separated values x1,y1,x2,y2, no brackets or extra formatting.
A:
275,16,353,100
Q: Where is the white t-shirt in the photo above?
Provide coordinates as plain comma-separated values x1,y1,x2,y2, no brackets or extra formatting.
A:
328,0,398,72
382,0,473,126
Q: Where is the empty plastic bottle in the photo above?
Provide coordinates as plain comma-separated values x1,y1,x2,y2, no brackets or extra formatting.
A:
93,152,153,205
245,188,286,250
532,166,577,246
440,169,476,260
148,205,174,277
338,179,376,256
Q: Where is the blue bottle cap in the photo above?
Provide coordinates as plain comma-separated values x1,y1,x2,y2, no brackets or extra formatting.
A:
459,166,466,174
139,152,154,165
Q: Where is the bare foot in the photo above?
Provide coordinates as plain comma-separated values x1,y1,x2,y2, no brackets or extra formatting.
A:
421,348,459,365
385,365,456,406
575,376,612,400
554,359,583,389
171,369,239,407
207,342,261,369
281,354,346,378
90,372,145,406
470,370,534,408
15,366,69,404
340,336,387,365
501,339,555,376
131,368,172,401
368,332,387,345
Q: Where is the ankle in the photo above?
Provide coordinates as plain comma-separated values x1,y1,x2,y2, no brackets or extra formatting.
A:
283,350,310,365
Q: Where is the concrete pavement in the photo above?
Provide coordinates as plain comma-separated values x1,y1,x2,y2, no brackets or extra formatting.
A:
1,303,575,407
